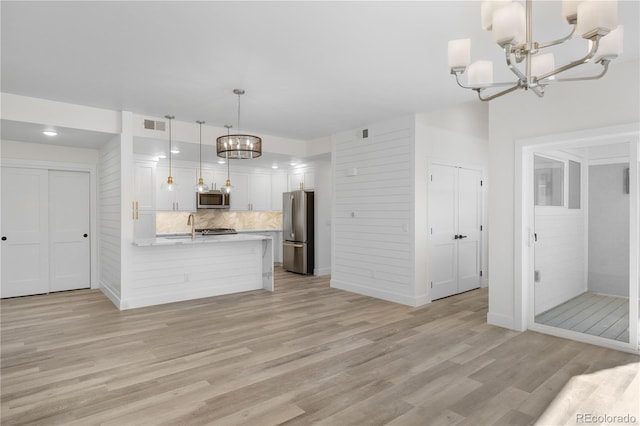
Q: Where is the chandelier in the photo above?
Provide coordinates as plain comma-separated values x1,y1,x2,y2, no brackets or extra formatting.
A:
216,89,262,159
447,0,623,101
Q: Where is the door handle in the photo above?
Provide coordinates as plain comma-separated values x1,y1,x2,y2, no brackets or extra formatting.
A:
454,235,459,239
1,236,6,241
283,242,304,248
83,234,88,238
459,235,468,239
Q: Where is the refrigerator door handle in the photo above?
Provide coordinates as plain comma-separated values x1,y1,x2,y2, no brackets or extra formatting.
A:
283,241,304,248
290,194,295,239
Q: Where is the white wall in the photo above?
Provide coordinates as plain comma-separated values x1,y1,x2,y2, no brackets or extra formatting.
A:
488,59,640,329
588,163,630,297
99,136,122,302
314,158,332,276
1,139,100,164
331,116,418,305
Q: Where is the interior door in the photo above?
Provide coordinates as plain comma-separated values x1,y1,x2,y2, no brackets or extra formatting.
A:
49,170,91,292
429,164,459,300
429,164,482,300
457,168,482,292
1,167,50,297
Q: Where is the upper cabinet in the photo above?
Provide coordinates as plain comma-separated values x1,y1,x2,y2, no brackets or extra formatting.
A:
133,161,156,238
271,173,288,211
248,173,272,211
156,166,196,212
289,168,315,191
201,168,228,192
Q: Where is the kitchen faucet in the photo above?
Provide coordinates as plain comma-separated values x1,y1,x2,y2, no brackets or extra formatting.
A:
187,213,196,240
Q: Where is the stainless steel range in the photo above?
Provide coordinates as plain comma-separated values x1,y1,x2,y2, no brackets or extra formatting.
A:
195,228,237,236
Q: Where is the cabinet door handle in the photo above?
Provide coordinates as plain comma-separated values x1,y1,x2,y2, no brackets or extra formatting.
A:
135,201,139,219
176,202,179,211
132,201,136,220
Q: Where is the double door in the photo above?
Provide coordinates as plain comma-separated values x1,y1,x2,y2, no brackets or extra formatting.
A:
1,167,90,298
429,164,482,300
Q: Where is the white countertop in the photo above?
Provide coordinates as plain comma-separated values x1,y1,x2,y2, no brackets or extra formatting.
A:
236,229,282,233
133,233,271,247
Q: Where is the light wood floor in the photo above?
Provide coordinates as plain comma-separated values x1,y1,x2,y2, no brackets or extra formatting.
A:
1,268,638,426
535,292,631,342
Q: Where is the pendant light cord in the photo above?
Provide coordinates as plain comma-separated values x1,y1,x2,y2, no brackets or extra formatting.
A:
197,120,204,180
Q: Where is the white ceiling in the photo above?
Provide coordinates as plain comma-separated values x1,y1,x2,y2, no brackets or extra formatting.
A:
2,1,639,143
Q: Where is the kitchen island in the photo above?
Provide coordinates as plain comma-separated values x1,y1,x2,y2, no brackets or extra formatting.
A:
123,234,273,309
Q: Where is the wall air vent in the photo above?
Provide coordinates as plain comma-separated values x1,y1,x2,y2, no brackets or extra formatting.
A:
143,119,166,131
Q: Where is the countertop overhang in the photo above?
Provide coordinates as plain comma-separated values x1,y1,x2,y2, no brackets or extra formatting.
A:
133,233,272,247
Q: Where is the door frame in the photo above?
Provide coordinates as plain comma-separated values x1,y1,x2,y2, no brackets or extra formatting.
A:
1,158,98,290
427,160,485,301
515,123,639,353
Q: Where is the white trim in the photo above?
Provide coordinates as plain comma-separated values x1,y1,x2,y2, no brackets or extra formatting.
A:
0,158,99,291
515,122,640,351
529,323,639,355
588,156,631,166
314,267,332,276
99,281,121,309
330,278,429,307
487,312,514,329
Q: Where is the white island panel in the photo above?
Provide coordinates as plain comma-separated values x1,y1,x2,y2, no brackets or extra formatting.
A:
123,235,273,309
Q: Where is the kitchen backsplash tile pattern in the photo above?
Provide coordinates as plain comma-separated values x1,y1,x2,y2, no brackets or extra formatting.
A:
156,211,283,234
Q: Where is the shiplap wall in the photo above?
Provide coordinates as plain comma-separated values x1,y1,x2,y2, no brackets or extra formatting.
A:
124,240,265,309
331,116,417,305
99,137,122,301
534,210,585,315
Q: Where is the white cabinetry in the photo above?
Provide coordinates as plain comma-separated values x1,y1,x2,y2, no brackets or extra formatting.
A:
229,172,249,211
249,173,272,211
289,169,315,190
271,173,287,212
230,171,274,211
133,161,156,239
156,166,196,212
201,168,228,192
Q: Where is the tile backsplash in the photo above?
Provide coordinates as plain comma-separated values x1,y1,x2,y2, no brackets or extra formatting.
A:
156,210,283,234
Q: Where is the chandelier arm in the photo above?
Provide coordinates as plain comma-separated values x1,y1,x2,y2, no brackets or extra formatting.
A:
551,60,610,83
476,84,521,102
537,25,577,50
535,37,600,82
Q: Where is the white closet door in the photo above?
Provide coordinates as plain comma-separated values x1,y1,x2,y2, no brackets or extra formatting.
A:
1,167,49,297
457,168,482,293
429,164,482,300
49,170,91,292
429,164,459,300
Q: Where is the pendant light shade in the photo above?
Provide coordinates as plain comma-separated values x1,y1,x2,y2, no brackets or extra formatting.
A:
195,120,209,193
161,115,177,192
216,89,262,159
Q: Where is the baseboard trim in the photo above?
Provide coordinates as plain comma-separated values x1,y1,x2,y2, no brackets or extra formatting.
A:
314,267,331,276
330,279,427,307
487,311,515,330
99,281,122,309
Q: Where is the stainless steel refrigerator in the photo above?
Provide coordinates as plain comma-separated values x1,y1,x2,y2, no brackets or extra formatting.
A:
282,190,314,274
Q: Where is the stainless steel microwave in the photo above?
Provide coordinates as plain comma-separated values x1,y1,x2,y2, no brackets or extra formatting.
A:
197,190,230,209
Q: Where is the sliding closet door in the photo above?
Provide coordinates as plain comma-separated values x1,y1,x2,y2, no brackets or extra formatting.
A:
49,170,91,292
0,167,49,297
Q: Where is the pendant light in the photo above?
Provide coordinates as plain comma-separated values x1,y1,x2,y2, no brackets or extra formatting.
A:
216,89,262,159
161,115,177,191
223,124,233,194
194,120,209,193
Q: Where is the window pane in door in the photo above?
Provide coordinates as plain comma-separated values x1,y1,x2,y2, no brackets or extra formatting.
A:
534,155,564,206
568,160,581,209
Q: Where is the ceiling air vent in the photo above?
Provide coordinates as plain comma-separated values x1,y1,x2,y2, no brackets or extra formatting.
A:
143,119,166,131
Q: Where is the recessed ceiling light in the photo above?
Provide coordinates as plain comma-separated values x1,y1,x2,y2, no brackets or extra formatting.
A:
218,160,226,164
42,130,57,136
272,164,278,169
157,154,167,159
289,162,297,166
170,149,180,154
